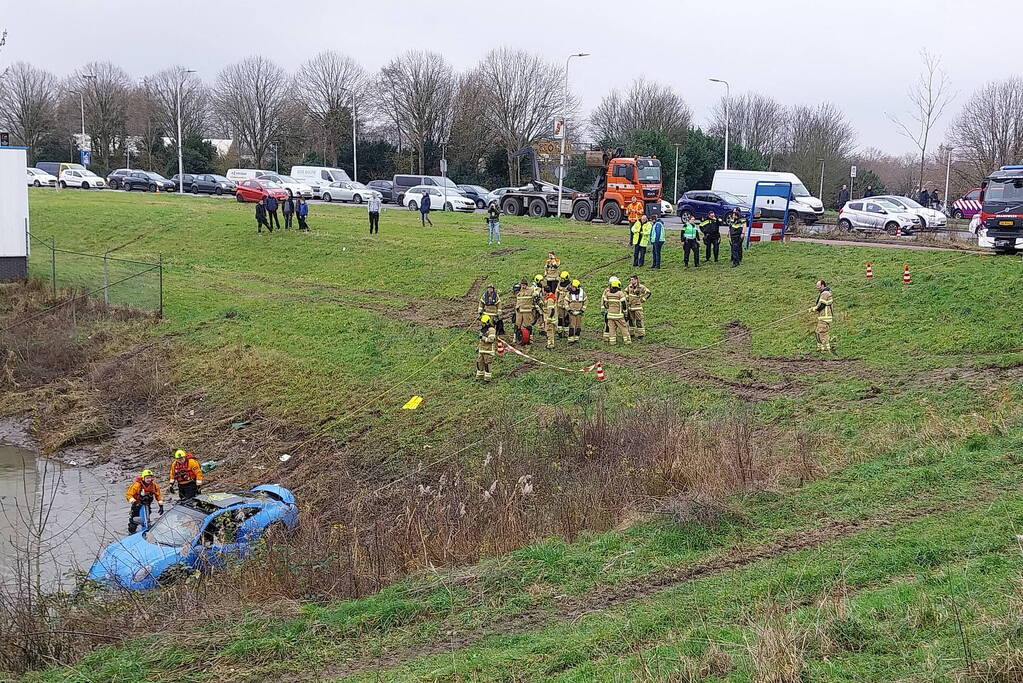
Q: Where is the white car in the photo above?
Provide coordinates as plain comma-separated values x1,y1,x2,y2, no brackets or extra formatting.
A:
871,195,947,231
27,168,58,187
837,199,920,235
255,173,313,199
320,181,382,204
58,168,106,189
659,200,674,216
403,185,476,212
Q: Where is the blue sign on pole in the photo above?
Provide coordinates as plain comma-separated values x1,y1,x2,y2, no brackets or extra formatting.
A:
80,149,91,166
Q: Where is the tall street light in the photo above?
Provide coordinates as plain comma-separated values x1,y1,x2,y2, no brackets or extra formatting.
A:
818,158,826,200
176,68,197,194
558,52,589,218
943,145,957,215
72,74,96,167
709,78,730,170
673,143,683,204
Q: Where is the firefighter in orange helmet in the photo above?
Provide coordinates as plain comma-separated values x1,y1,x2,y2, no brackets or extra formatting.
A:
168,449,203,501
125,469,163,534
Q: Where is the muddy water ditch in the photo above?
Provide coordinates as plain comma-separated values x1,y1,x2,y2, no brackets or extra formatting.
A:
0,418,128,589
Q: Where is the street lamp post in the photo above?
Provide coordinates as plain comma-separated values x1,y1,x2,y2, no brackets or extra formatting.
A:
709,78,730,170
176,69,197,194
558,52,589,219
673,143,682,205
74,74,95,168
351,91,357,182
943,145,957,215
818,158,826,200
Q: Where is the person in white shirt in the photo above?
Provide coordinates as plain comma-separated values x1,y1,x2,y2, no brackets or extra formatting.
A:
367,195,382,234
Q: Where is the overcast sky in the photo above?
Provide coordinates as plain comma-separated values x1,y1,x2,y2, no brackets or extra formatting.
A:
4,0,1018,156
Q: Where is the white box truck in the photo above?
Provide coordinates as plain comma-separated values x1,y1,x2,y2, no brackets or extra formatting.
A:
712,170,824,225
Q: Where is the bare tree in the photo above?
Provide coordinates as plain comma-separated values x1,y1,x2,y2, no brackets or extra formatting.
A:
948,76,1023,180
70,62,132,170
0,63,59,162
474,48,571,185
709,92,785,158
590,78,690,145
446,72,494,180
887,50,954,189
778,102,856,195
214,56,290,167
296,51,366,166
142,67,209,144
376,50,454,174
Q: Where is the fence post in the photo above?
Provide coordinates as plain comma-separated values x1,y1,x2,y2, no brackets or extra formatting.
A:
158,254,164,318
103,255,109,306
50,237,56,297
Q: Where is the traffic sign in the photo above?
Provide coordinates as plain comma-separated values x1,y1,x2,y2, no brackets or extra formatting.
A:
80,149,92,166
0,131,9,146
440,158,448,176
850,165,857,178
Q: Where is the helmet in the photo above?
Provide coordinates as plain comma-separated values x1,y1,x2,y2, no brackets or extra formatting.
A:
140,469,154,478
610,277,621,287
560,270,569,279
608,276,616,284
572,279,580,287
480,314,491,323
173,449,186,459
534,274,543,282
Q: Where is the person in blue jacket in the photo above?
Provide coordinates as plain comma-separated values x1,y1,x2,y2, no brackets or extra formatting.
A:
419,191,433,226
265,194,281,230
296,197,309,231
649,213,666,268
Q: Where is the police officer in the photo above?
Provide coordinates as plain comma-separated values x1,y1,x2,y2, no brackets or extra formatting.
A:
700,211,722,263
728,209,745,268
681,216,701,267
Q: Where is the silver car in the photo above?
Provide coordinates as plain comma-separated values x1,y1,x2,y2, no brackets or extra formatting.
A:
838,199,920,235
871,195,947,230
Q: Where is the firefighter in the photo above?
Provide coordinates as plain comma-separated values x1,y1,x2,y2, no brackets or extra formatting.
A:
809,279,835,353
566,279,587,343
682,215,701,267
626,197,644,224
168,449,203,501
125,469,163,534
555,271,572,337
531,274,544,330
541,293,557,349
514,278,536,345
728,209,745,267
510,283,523,342
601,276,631,345
477,283,504,335
625,274,652,339
543,252,561,293
476,314,497,381
700,211,722,263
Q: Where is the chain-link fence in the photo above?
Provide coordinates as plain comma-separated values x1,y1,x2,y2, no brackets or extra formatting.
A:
27,233,163,315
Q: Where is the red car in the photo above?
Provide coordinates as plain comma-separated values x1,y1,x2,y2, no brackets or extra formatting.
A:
235,179,289,203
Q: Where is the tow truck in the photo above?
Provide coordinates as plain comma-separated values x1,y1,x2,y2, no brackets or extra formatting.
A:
497,148,662,223
975,165,1023,253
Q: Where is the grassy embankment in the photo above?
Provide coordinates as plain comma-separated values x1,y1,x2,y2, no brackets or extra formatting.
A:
13,188,1023,681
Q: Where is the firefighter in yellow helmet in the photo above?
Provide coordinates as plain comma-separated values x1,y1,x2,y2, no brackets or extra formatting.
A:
808,279,835,353
125,469,163,534
476,314,497,381
555,270,571,337
601,276,630,345
514,278,536,344
169,449,203,500
566,279,587,343
543,252,561,293
531,274,544,332
625,274,652,339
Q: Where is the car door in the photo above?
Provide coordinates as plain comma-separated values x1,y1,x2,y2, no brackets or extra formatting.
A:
864,202,886,231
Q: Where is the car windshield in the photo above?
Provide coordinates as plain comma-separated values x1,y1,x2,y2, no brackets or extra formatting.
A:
984,179,1023,208
146,172,165,180
145,506,204,546
875,199,903,211
791,183,811,198
260,181,282,188
279,176,298,183
83,171,100,178
889,197,921,209
350,182,368,190
434,177,458,189
716,191,746,204
212,175,229,182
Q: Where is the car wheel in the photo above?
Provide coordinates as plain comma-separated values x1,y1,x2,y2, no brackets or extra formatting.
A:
475,198,485,209
353,194,363,204
408,200,418,212
501,196,522,216
680,210,694,222
885,222,901,236
322,192,332,202
601,201,623,225
191,185,199,194
837,218,852,232
215,187,223,196
443,202,453,212
149,183,157,192
33,180,41,187
236,192,245,202
82,181,91,189
58,181,67,189
572,200,594,222
528,198,548,217
953,209,964,220
124,182,132,192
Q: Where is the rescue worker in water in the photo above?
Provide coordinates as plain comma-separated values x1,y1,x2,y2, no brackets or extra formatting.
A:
169,449,203,501
125,469,163,534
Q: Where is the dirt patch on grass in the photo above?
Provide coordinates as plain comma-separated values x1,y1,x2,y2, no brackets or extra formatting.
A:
461,276,485,301
914,361,1023,387
486,247,527,257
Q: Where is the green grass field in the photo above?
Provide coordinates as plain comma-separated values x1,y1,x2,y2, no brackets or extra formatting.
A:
16,188,1023,681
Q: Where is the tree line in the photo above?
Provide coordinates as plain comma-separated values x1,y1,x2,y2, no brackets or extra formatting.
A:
1,47,1021,199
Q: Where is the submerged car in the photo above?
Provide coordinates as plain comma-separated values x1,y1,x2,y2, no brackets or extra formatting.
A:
88,485,298,590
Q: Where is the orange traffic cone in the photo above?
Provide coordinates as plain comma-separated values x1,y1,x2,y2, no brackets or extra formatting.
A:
902,264,911,284
155,185,160,194
865,262,874,279
594,362,606,381
896,225,902,237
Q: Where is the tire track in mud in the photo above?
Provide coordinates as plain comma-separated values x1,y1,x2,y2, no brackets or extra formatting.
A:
322,497,992,679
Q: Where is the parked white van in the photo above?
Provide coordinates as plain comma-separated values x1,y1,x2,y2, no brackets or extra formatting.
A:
290,166,352,198
225,168,264,183
711,170,824,224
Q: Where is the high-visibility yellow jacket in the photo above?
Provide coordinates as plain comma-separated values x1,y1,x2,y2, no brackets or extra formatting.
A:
631,220,651,247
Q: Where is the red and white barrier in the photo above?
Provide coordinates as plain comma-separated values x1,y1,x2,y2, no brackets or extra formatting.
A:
747,221,784,242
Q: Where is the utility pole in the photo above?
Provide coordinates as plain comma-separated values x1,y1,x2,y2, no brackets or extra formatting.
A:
818,158,825,200
176,69,196,194
558,52,589,218
709,78,730,170
673,143,682,204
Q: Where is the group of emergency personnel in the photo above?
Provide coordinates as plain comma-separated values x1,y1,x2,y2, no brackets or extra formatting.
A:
629,207,747,269
475,251,659,380
123,449,204,534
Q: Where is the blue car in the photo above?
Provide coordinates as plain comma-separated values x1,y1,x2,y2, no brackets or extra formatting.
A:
676,190,750,221
88,485,298,590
